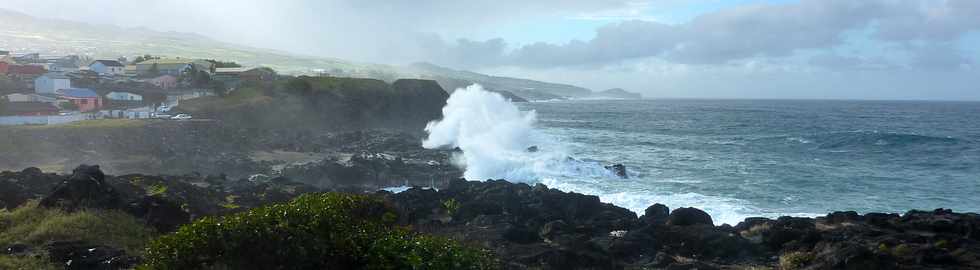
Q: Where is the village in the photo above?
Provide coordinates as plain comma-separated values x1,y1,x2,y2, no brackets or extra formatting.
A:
0,50,278,125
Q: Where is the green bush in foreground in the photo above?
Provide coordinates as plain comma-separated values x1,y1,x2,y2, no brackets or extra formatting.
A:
141,193,496,270
0,201,157,255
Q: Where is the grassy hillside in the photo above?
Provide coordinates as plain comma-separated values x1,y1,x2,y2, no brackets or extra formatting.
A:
0,8,592,99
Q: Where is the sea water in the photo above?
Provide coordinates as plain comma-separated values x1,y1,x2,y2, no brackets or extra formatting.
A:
424,85,980,225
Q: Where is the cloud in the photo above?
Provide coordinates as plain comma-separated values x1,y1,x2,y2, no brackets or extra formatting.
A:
428,0,980,70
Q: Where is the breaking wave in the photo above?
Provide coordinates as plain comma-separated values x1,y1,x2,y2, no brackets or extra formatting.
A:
423,84,613,181
422,84,769,225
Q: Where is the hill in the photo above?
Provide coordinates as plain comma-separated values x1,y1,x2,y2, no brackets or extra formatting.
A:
0,8,591,100
593,88,643,99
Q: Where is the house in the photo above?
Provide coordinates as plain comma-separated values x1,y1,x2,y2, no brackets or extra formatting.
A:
135,58,214,76
0,102,60,116
57,88,102,112
6,65,46,80
90,60,126,75
34,73,72,94
145,75,178,89
106,91,143,102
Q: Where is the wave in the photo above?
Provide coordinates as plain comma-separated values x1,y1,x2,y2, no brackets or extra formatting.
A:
423,84,617,181
422,84,778,225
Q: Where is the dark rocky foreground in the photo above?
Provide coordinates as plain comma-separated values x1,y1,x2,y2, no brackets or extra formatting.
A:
388,180,980,269
2,166,980,269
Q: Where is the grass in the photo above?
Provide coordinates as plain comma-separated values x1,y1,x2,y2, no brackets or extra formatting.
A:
779,251,814,270
0,254,56,270
177,86,271,112
0,201,158,255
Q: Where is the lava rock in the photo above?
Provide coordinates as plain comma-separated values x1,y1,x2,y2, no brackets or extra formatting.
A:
604,164,628,178
666,207,714,226
127,195,191,233
39,165,124,211
642,203,670,225
46,241,139,270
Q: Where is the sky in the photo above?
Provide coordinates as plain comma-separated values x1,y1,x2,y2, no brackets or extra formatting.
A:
3,0,980,100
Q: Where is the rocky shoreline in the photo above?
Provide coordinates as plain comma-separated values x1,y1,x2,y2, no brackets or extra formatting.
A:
2,165,979,269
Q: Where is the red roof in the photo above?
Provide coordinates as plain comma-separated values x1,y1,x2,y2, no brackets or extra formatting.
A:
7,65,46,75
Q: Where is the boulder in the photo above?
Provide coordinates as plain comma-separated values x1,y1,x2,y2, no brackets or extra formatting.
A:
666,207,714,226
39,165,123,211
641,203,670,225
127,195,191,233
604,164,628,178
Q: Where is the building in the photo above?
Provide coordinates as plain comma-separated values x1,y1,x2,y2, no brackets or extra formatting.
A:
34,73,72,94
105,91,143,102
135,58,214,76
6,65,46,80
89,60,126,75
145,75,178,89
0,102,60,116
0,62,7,74
57,88,102,112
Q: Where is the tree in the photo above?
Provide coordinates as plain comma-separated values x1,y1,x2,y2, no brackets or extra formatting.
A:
205,59,242,68
133,54,160,64
285,77,313,96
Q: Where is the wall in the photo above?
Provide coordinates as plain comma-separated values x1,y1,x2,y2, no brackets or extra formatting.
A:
0,114,88,126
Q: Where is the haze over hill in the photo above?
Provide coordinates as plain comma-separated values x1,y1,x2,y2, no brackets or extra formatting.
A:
0,8,602,100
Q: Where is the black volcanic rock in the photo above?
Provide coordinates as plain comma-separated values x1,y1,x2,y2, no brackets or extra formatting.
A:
666,207,714,226
605,163,628,178
39,165,124,211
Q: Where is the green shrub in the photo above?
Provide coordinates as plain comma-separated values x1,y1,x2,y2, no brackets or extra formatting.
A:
779,251,814,270
0,254,57,270
141,193,496,270
0,201,157,255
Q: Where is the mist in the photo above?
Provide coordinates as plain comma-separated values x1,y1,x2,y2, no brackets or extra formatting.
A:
3,0,980,100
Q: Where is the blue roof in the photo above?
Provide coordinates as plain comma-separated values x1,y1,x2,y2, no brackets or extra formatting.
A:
59,88,99,98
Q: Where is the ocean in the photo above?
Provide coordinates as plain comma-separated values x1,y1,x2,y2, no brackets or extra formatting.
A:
423,86,980,225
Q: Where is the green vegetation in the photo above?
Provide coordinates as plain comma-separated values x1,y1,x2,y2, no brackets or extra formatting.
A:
205,59,242,68
443,198,460,216
141,193,496,270
15,119,148,130
0,254,56,270
177,86,270,112
778,251,814,270
0,201,158,255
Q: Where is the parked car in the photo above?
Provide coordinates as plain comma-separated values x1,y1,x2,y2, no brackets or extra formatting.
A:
170,114,192,120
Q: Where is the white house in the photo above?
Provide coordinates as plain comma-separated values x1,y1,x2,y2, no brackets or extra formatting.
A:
105,91,143,101
34,73,72,94
89,60,126,75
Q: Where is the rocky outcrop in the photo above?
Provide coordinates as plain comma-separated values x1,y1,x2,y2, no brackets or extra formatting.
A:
39,165,124,211
387,179,980,270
